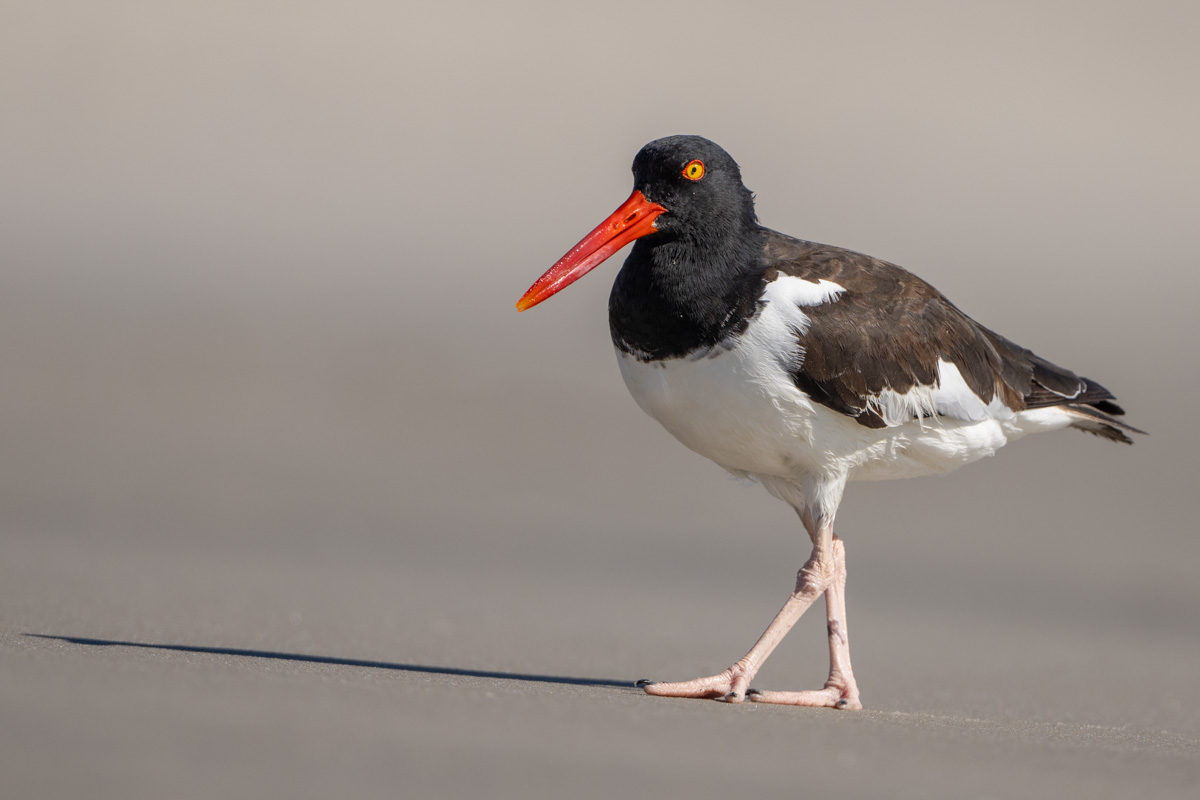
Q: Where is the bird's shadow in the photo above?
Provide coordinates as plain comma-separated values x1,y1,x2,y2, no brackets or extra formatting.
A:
22,634,634,689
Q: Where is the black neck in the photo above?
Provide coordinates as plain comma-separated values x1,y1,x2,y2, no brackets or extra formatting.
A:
608,225,768,360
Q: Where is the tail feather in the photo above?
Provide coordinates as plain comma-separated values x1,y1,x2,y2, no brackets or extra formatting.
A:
1063,403,1146,445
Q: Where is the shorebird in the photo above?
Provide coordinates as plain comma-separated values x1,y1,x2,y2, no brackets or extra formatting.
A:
516,135,1140,709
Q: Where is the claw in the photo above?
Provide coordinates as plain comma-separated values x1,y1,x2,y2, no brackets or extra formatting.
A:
635,679,657,688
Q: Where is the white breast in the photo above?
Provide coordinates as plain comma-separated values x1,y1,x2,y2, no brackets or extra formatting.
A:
616,276,827,477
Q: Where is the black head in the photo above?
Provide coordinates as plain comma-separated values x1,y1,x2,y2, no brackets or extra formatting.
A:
632,135,758,245
516,135,762,312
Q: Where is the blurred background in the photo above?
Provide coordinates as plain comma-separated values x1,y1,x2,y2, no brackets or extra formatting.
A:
2,2,1198,798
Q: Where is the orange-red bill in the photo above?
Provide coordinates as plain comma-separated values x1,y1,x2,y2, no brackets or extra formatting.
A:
516,190,666,312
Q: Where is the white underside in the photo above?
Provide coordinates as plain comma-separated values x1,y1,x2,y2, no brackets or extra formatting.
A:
615,275,1075,512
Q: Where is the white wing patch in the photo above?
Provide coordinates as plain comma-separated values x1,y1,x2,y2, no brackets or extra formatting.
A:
867,359,1015,426
931,360,1015,421
776,276,846,307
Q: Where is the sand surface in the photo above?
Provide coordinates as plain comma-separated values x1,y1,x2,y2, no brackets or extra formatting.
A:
2,3,1198,798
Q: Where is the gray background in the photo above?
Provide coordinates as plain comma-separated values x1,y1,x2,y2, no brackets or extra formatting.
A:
2,2,1197,798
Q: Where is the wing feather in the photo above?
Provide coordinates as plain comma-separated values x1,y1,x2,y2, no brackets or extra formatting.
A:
762,231,1137,440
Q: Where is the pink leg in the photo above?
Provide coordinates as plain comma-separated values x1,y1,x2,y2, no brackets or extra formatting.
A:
748,536,861,709
641,513,861,709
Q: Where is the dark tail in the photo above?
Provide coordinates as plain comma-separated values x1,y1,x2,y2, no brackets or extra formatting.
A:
1062,401,1145,445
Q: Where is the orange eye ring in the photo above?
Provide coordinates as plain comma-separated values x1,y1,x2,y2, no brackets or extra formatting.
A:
682,159,705,181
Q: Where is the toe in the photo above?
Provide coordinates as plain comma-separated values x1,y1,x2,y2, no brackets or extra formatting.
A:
743,687,862,708
722,672,750,703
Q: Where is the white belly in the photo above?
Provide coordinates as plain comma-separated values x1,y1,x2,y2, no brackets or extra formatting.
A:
617,344,820,476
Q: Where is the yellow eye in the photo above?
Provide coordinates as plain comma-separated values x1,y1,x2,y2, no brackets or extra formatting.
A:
682,159,705,181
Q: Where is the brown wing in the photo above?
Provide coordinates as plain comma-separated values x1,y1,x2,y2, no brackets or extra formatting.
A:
762,232,1131,436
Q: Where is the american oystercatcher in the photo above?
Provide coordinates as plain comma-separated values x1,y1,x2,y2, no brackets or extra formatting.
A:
516,135,1141,709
